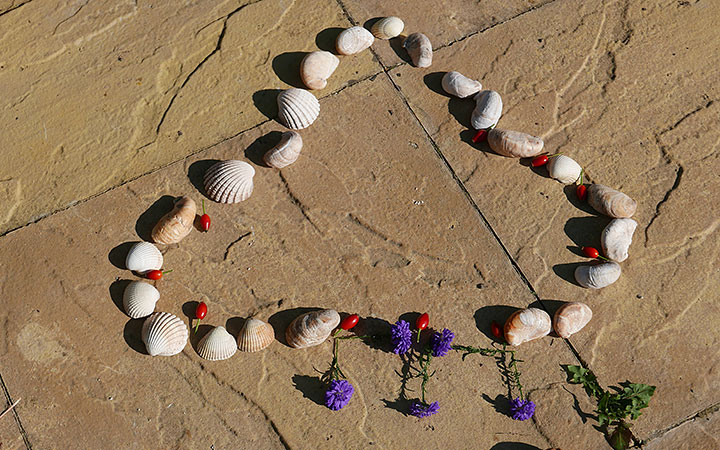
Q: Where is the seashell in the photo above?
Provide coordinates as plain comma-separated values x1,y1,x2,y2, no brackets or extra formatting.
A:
574,261,621,289
370,16,404,39
263,131,303,169
441,71,482,98
403,33,432,68
197,326,237,361
238,318,275,352
203,160,255,204
277,88,320,130
471,90,502,130
285,309,340,349
547,155,582,184
142,312,188,356
601,218,637,262
553,302,592,339
123,281,160,319
487,129,544,158
504,308,552,346
300,51,339,90
151,196,196,245
125,242,163,274
336,26,374,55
588,184,637,218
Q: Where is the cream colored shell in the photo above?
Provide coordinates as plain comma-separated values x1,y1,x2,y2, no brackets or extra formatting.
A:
441,71,482,98
142,312,188,356
285,309,340,349
264,131,303,169
238,318,275,352
553,302,592,339
370,17,404,39
487,129,544,158
277,88,320,130
336,26,374,55
203,160,255,204
151,196,196,245
504,308,551,346
574,261,621,289
471,90,502,130
403,33,432,68
300,51,339,90
588,184,637,218
123,281,160,319
125,242,163,274
547,155,582,184
197,326,237,361
601,218,637,262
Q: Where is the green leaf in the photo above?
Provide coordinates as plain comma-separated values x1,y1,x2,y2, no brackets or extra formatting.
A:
608,423,633,450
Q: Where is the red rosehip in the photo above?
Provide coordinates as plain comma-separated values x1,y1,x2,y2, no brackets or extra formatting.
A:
472,129,488,143
491,321,503,339
146,270,162,280
531,155,549,167
200,214,211,232
340,314,359,331
582,246,600,259
195,302,207,320
576,184,587,201
416,313,429,331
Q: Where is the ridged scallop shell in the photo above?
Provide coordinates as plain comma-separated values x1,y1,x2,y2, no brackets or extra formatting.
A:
441,71,482,98
504,308,551,346
264,131,302,169
488,129,544,158
336,26,374,55
588,184,637,218
553,302,592,339
151,196,196,245
125,242,163,274
574,261,621,289
285,309,340,349
238,318,275,352
300,51,339,90
197,326,237,361
142,312,188,356
471,90,502,130
547,155,582,184
601,218,637,262
123,281,160,319
203,160,255,204
403,33,432,68
371,17,404,39
277,88,320,130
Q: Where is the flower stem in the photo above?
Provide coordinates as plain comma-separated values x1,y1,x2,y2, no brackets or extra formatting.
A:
419,349,433,404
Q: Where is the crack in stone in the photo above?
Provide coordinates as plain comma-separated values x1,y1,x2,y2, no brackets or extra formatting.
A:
277,171,321,233
642,402,720,444
223,231,253,261
52,0,89,35
644,165,683,245
0,373,32,449
0,0,31,19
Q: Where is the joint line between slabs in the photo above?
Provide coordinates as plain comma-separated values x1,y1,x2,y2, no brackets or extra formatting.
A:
0,373,32,449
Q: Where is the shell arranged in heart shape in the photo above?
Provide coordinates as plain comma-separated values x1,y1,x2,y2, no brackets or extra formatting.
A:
238,318,275,352
123,281,160,319
151,196,196,245
441,71,482,98
125,242,163,274
471,90,502,130
300,51,339,90
547,155,582,184
403,33,432,68
504,308,551,346
285,309,340,349
588,184,637,218
203,160,255,204
277,88,320,130
336,26,374,55
264,131,303,169
142,312,188,356
370,16,404,39
574,261,621,289
553,302,592,339
601,218,637,262
487,129,544,158
197,326,237,361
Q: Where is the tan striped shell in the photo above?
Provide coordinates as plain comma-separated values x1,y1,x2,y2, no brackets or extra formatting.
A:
574,261,621,289
336,26,374,55
151,196,196,245
487,129,544,158
553,302,592,339
403,33,432,68
142,312,188,356
285,309,340,349
277,88,320,130
370,17,404,39
123,281,159,319
197,326,237,361
300,51,339,90
588,184,637,218
125,242,163,274
264,131,302,169
504,308,551,346
203,160,255,204
237,318,275,352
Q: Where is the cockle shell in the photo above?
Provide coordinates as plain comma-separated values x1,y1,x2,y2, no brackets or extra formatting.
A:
547,155,582,184
277,88,320,130
471,90,502,130
151,196,196,245
504,308,552,346
553,302,592,339
588,184,637,218
300,51,339,90
574,261,621,289
263,131,302,169
238,318,275,352
125,242,163,274
441,71,482,98
601,218,637,262
336,26,374,55
123,281,160,319
203,160,255,204
285,309,340,349
403,33,432,68
487,129,544,158
370,16,404,39
142,312,188,356
197,326,237,361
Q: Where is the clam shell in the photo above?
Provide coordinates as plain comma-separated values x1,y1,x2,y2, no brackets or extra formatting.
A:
125,242,163,274
403,33,432,68
547,155,582,184
151,196,196,245
123,281,160,319
441,71,482,98
471,90,502,130
203,160,255,204
553,302,592,339
277,88,320,130
601,218,637,262
588,184,637,218
336,26,374,55
300,51,339,90
264,131,303,169
487,129,544,158
142,312,188,356
238,318,275,352
504,308,551,346
197,326,237,361
574,261,621,289
285,309,340,349
370,16,404,39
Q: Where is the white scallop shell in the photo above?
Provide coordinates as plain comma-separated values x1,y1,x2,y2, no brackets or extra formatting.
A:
151,196,196,245
238,318,275,352
197,326,237,361
264,131,303,169
123,281,160,319
285,309,340,349
203,160,255,204
574,261,621,289
487,129,544,158
547,155,582,184
504,308,551,346
441,71,482,98
277,88,320,130
142,312,188,356
471,90,502,130
553,302,592,339
300,51,339,90
588,184,637,218
370,17,404,39
336,26,374,55
125,242,163,274
403,32,432,68
601,218,637,262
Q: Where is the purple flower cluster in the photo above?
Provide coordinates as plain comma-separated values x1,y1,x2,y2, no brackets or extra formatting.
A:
391,319,412,355
430,328,455,357
325,379,354,411
509,397,535,421
409,400,440,418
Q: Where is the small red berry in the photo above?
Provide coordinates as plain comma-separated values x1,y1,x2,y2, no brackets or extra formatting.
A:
576,184,587,201
472,129,488,143
416,313,429,331
531,155,549,167
340,314,360,331
491,321,503,339
146,270,163,280
200,214,211,231
194,302,207,333
582,246,600,259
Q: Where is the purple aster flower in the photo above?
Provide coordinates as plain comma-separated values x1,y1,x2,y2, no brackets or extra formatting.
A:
324,379,354,410
391,320,412,355
409,400,440,418
509,397,535,421
429,328,454,357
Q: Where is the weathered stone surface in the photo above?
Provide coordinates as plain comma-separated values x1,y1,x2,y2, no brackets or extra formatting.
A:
644,405,720,450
